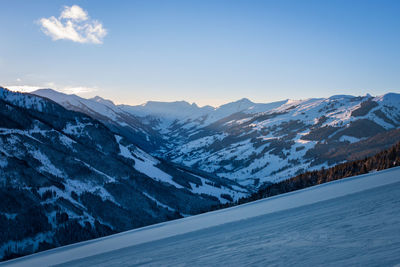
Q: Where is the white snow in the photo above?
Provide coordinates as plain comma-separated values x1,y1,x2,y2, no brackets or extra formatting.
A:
115,135,183,189
132,152,183,189
63,122,93,137
33,89,120,121
142,192,176,212
29,149,64,178
0,128,43,144
0,87,47,112
4,167,400,266
188,173,247,203
339,135,361,143
73,158,116,183
58,135,76,148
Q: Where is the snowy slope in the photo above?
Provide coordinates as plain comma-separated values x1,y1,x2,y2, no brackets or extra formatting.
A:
33,89,121,121
1,87,245,202
31,89,163,151
4,167,400,266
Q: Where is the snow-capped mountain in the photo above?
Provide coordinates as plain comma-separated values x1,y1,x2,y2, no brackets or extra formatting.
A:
32,89,400,187
156,94,400,186
0,87,246,260
121,97,288,129
32,89,163,152
4,86,400,261
118,93,400,187
120,100,214,120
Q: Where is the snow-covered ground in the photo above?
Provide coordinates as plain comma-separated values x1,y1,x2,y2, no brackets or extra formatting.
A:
3,167,400,266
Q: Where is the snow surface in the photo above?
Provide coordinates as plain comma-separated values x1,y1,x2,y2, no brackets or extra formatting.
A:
33,89,121,121
115,135,183,189
29,149,64,178
3,167,400,266
115,135,245,200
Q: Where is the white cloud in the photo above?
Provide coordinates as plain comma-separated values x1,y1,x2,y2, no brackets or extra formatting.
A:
60,5,88,21
3,84,98,95
39,5,107,44
4,85,44,93
62,86,98,94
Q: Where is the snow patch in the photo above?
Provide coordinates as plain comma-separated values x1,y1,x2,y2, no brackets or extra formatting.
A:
142,192,177,212
339,135,361,143
115,135,183,189
30,149,64,178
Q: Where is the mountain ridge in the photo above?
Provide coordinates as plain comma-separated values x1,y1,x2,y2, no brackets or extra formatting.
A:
31,88,400,187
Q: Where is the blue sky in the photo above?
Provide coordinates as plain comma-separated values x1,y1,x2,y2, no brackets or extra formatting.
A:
1,0,399,106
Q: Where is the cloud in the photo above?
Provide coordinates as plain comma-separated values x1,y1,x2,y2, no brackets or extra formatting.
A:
3,84,98,95
3,85,44,93
62,86,98,94
39,5,107,44
60,5,88,21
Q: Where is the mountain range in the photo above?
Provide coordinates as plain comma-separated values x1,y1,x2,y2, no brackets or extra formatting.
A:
1,85,400,260
34,89,400,187
0,87,246,260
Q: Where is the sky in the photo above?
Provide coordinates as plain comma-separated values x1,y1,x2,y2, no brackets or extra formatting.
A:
0,0,400,107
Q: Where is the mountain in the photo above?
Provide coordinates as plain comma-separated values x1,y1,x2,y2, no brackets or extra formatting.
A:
134,94,400,186
228,140,400,207
5,166,400,266
120,97,288,131
120,100,214,120
4,86,400,262
0,87,246,260
32,89,400,187
32,89,163,152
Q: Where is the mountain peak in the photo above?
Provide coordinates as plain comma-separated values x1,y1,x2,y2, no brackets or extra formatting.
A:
91,96,115,106
236,97,253,104
217,97,255,112
32,88,60,95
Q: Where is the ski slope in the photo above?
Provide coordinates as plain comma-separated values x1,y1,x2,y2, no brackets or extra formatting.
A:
3,167,400,266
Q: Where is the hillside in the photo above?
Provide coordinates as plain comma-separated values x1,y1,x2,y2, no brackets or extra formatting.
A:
235,140,400,205
0,87,246,260
158,94,400,186
3,166,400,266
31,89,164,152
